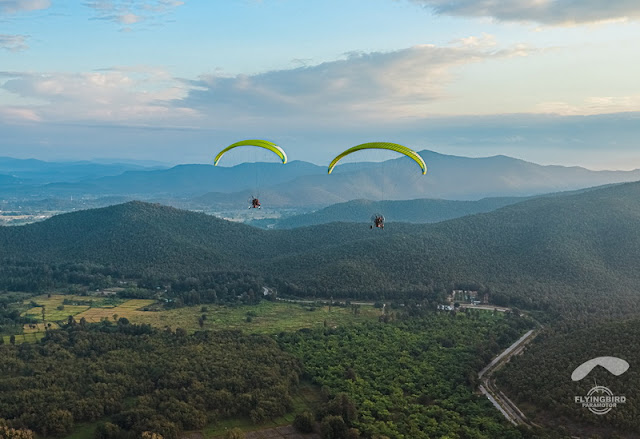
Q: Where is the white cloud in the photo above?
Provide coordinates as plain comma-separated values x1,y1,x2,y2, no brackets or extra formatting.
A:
85,0,184,28
0,107,41,122
0,0,50,14
410,0,640,25
0,40,541,128
177,41,536,126
536,95,640,115
0,34,29,51
0,68,196,125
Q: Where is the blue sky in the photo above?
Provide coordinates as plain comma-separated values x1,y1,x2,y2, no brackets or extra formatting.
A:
1,0,639,169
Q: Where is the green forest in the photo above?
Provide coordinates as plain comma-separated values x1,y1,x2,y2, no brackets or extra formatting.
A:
279,310,538,439
0,322,300,439
3,182,640,323
2,180,640,437
0,306,550,439
497,318,640,436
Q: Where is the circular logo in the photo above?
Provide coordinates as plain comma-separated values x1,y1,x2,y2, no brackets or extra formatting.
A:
586,386,614,415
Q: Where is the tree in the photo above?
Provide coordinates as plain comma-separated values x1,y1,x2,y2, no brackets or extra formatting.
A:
320,415,346,439
9,335,15,345
95,422,122,439
0,424,35,439
293,411,315,433
346,428,360,439
43,410,74,437
327,393,357,424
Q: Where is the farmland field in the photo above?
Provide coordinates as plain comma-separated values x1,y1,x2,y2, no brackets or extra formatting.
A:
8,295,380,344
21,294,124,321
2,332,45,344
132,300,382,334
74,299,156,323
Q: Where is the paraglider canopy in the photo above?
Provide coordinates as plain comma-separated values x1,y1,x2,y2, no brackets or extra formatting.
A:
214,139,287,166
327,142,426,175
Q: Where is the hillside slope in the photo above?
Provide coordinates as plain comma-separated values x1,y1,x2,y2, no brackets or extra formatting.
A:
265,196,530,228
2,181,640,318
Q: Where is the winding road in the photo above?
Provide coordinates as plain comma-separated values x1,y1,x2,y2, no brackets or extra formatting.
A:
478,323,541,427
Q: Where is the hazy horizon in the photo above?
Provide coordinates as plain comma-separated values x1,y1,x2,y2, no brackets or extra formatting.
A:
1,2,639,171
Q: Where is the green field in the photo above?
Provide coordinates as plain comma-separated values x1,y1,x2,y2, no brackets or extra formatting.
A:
2,332,45,344
75,299,156,323
9,295,381,344
133,300,381,334
23,304,90,321
23,321,61,333
21,294,124,321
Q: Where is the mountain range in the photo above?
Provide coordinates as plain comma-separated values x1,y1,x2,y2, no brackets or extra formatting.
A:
2,180,640,319
3,152,640,208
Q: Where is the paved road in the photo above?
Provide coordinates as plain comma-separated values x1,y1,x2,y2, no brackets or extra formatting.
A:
478,327,540,426
479,330,534,378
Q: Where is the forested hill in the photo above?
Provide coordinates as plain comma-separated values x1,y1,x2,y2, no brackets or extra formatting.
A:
268,180,640,316
2,181,640,318
263,196,531,229
0,201,385,276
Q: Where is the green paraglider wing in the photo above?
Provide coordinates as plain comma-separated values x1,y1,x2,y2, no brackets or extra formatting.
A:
327,142,426,175
214,139,288,166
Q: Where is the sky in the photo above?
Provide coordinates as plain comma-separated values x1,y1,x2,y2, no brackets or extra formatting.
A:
1,0,639,169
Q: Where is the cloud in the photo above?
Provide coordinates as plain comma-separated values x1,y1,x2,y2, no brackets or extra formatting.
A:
0,34,29,51
0,39,540,129
536,95,640,115
0,107,41,122
0,0,50,14
410,0,640,25
177,40,535,127
0,68,195,125
85,0,184,28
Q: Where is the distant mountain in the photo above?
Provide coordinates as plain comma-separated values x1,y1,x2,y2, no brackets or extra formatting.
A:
3,161,325,199
3,151,640,205
187,150,640,207
0,157,166,185
258,196,531,229
189,154,640,208
3,181,640,319
90,161,323,197
0,174,23,189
